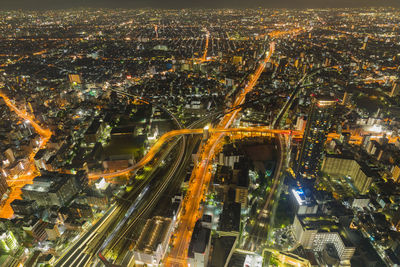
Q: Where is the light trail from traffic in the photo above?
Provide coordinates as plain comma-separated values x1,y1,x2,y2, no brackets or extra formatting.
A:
93,116,208,266
0,91,52,218
54,204,120,267
164,42,275,267
89,127,389,181
201,30,210,62
97,186,150,256
55,138,181,267
0,56,27,68
0,92,51,138
88,127,298,180
268,28,304,39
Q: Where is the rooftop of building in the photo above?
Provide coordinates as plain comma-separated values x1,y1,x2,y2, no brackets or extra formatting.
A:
21,172,75,194
33,148,47,160
296,214,354,247
312,94,338,107
325,153,379,178
325,153,355,161
85,119,102,135
209,236,237,267
297,214,340,231
218,202,241,233
10,199,36,205
291,187,317,207
134,216,172,253
188,220,211,258
214,165,233,185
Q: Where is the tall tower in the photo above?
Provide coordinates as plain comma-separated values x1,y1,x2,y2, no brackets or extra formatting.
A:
297,95,336,180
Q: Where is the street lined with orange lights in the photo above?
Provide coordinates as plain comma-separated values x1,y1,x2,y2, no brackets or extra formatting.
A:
201,30,210,62
88,126,299,180
1,85,391,223
0,91,52,218
165,42,275,266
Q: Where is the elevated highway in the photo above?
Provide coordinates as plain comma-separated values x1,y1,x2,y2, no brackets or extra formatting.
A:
164,42,275,267
88,127,300,180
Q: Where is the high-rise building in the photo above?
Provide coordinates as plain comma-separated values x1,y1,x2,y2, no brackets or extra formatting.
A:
0,174,8,200
232,56,243,65
0,231,19,254
23,219,48,242
187,219,212,267
297,96,336,180
45,223,61,241
321,154,374,195
10,199,38,216
293,214,355,264
21,172,85,207
290,187,318,215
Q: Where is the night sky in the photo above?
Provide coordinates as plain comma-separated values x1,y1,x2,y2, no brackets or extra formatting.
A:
1,0,399,10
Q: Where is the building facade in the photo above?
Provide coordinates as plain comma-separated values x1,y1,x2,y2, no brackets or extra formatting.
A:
0,231,19,254
293,215,355,264
21,172,82,207
321,154,374,194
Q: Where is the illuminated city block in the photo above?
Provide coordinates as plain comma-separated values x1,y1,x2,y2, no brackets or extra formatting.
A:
297,95,336,180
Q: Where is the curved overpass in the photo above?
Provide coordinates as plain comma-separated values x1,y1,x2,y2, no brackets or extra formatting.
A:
165,42,276,267
88,125,364,180
88,127,301,180
89,88,186,180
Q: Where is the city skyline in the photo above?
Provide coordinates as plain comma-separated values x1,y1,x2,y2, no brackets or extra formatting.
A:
1,0,399,9
0,6,399,267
